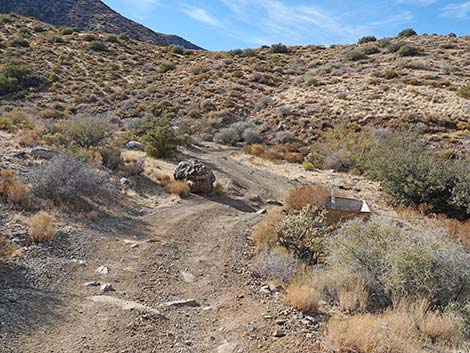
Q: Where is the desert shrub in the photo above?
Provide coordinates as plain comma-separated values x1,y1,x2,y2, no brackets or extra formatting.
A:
329,217,470,307
398,44,420,57
214,127,240,145
0,117,15,131
457,84,470,99
120,151,144,176
327,299,463,353
0,60,44,96
28,211,56,244
302,161,315,171
365,130,469,218
279,206,329,265
0,236,15,264
0,169,29,205
384,70,400,79
344,49,367,61
100,147,121,170
242,128,263,144
166,180,190,196
270,43,289,54
8,38,29,48
285,184,330,211
168,45,185,55
287,282,321,313
159,62,175,73
362,45,379,55
89,41,107,52
253,249,298,283
386,41,405,53
32,26,47,33
82,34,97,42
243,144,266,157
398,28,417,37
308,123,376,172
358,36,377,44
59,27,74,35
149,100,179,120
2,111,34,130
142,117,179,158
62,116,113,148
251,207,284,250
105,35,119,43
32,154,109,204
275,131,296,144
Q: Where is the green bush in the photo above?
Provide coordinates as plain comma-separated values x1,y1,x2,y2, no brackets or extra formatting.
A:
358,36,377,44
0,60,44,96
59,27,74,35
344,49,367,61
270,43,289,54
365,130,470,219
143,117,179,158
398,44,420,57
61,116,113,148
362,45,379,55
89,41,108,52
158,62,175,73
8,38,29,48
279,206,329,265
329,217,470,308
386,42,405,53
398,28,417,37
384,70,400,79
83,34,97,42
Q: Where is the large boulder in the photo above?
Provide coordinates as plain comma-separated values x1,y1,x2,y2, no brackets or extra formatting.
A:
174,160,215,194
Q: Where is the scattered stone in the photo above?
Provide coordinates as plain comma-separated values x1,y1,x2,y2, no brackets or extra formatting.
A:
275,319,286,326
266,199,283,206
160,299,200,308
89,296,165,318
100,283,115,292
180,270,194,283
174,159,216,194
272,329,286,338
256,208,267,215
120,177,136,188
249,195,261,202
126,141,146,151
83,281,100,287
96,265,109,274
31,148,57,160
216,342,238,353
130,243,139,249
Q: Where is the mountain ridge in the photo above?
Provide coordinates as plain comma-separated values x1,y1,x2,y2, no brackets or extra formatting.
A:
0,0,202,49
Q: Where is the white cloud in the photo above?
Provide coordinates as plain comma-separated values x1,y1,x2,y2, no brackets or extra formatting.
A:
120,0,161,20
394,0,436,5
442,1,470,18
180,5,222,26
220,0,414,45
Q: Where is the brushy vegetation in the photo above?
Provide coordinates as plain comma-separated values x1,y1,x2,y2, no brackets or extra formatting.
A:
0,60,44,96
28,211,57,244
458,84,470,99
398,28,418,37
0,169,29,205
61,116,113,148
358,36,377,44
285,184,330,211
365,130,470,219
328,217,470,308
166,180,190,196
0,235,15,264
143,117,179,158
214,122,263,146
253,249,298,283
32,154,109,204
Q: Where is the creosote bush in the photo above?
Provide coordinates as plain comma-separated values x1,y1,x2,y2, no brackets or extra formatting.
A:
143,117,179,158
28,211,57,244
0,60,44,96
398,28,417,37
62,116,113,148
358,36,377,44
32,154,109,204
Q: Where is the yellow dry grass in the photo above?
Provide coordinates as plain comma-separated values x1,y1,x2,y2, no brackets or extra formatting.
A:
287,282,321,313
28,211,57,244
166,180,190,197
285,184,330,211
251,207,284,251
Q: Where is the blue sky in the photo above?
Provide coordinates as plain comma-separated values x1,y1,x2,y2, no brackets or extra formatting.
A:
102,0,470,50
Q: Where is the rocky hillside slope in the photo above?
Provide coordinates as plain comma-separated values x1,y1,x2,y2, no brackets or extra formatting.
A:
0,0,201,49
0,15,469,148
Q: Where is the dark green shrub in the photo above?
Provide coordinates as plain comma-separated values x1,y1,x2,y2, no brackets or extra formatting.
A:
358,36,377,44
59,27,74,35
83,34,97,42
158,62,175,73
0,60,44,96
365,130,470,219
8,38,30,48
168,45,185,55
362,45,379,55
270,43,289,54
398,28,417,37
89,41,108,52
143,117,179,158
105,35,119,43
398,44,420,57
32,26,47,33
344,49,367,61
384,70,400,79
386,42,405,53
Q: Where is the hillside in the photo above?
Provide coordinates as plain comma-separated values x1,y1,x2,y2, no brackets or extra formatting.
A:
0,15,468,152
0,0,202,49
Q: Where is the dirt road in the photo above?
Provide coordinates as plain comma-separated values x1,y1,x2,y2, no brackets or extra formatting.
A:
1,144,325,352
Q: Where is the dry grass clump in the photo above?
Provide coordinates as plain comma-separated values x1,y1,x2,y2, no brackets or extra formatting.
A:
285,184,330,211
0,236,16,264
145,166,171,186
166,180,190,196
287,282,321,313
251,207,284,251
213,181,225,195
0,169,29,205
121,151,144,176
28,211,57,244
327,298,464,353
87,210,98,222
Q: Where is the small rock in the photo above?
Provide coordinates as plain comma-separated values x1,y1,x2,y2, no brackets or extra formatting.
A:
130,243,139,249
249,195,261,202
272,329,285,338
96,265,109,274
120,177,136,188
266,199,283,206
180,271,194,283
100,283,115,293
31,148,57,160
126,141,146,151
83,281,100,287
256,208,267,215
275,319,286,326
160,299,200,308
